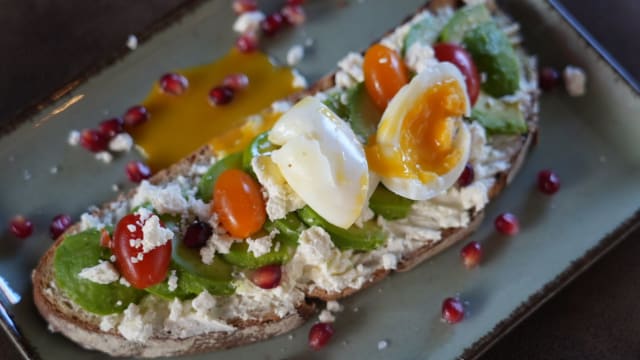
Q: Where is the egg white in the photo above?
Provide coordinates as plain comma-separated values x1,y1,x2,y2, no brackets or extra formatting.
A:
268,97,370,229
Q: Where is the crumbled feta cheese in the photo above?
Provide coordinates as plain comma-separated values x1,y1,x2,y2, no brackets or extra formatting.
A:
67,130,80,146
79,213,105,231
377,339,389,350
233,11,265,34
118,303,153,342
109,133,133,152
200,232,235,264
405,41,437,74
119,277,131,287
335,52,364,88
326,300,343,312
50,166,59,174
78,260,119,284
291,69,307,88
140,215,173,253
271,100,292,114
95,151,113,164
135,206,153,223
318,309,335,323
251,156,305,220
381,253,397,270
111,184,120,192
99,314,119,332
563,65,587,97
126,224,136,232
286,44,305,66
247,230,278,257
126,34,138,50
109,255,116,262
133,181,188,215
168,270,178,292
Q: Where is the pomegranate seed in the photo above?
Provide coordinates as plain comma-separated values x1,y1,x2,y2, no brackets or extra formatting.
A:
209,86,235,106
183,220,213,248
539,66,561,91
494,212,519,235
123,105,149,127
250,264,282,289
100,228,112,248
460,241,482,268
223,73,249,91
261,13,284,36
442,297,464,324
98,117,124,139
79,128,109,153
49,214,72,239
287,0,305,5
308,322,334,350
457,163,475,187
126,161,152,183
236,33,259,53
9,215,34,239
281,4,306,26
159,73,189,95
232,0,257,14
537,169,561,195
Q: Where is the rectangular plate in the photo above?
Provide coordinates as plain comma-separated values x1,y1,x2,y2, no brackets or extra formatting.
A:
0,0,638,359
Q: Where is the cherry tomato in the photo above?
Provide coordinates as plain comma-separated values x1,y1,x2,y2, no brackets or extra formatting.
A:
433,43,480,105
213,169,266,238
363,44,409,110
112,213,172,289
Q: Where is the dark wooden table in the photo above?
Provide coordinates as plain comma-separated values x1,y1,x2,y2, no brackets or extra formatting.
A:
1,1,638,359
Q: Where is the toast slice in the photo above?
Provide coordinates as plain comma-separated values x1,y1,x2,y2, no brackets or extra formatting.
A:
33,0,539,356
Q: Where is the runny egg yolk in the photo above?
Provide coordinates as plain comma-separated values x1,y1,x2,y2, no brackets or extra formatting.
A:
366,78,467,182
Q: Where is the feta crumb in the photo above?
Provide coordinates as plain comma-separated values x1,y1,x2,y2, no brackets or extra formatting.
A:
116,300,123,306
99,314,119,332
67,130,81,146
167,270,178,292
109,133,133,152
126,34,138,50
112,184,120,192
246,230,277,257
381,253,397,270
118,303,153,342
318,309,335,323
95,151,113,164
119,277,131,287
337,52,364,83
79,213,105,230
233,11,265,34
140,215,173,253
377,339,389,350
126,224,136,232
134,206,153,223
50,166,59,174
200,233,234,264
304,37,314,47
563,65,587,96
286,44,305,66
109,255,116,262
405,41,437,74
132,181,189,215
271,100,292,114
78,260,119,284
291,69,307,88
326,300,343,312
192,291,216,316
288,334,294,340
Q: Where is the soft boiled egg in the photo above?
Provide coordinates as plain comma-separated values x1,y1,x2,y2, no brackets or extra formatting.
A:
365,62,472,200
268,96,370,229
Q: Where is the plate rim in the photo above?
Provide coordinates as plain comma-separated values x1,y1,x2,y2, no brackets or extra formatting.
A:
1,0,639,359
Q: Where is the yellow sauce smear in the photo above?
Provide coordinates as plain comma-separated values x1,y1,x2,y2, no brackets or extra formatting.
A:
366,79,466,181
130,49,301,171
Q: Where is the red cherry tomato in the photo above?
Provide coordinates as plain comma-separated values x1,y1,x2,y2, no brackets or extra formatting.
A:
363,44,410,110
433,43,480,105
112,213,172,289
213,169,266,238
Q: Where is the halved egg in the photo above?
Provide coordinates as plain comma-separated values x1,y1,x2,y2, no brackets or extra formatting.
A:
268,97,370,229
365,62,472,200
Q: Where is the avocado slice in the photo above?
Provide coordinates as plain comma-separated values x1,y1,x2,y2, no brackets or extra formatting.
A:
145,261,234,299
297,206,385,251
439,4,492,43
471,93,527,134
171,234,235,296
346,83,383,142
463,22,520,97
402,15,440,55
196,152,243,202
221,213,305,268
369,184,415,220
54,230,145,315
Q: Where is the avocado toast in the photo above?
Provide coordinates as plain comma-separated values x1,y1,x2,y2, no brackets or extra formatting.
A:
33,0,539,356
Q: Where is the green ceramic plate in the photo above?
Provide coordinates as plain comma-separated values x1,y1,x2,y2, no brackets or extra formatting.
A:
0,0,639,359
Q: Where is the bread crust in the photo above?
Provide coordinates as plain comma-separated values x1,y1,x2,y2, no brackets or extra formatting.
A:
32,0,539,356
